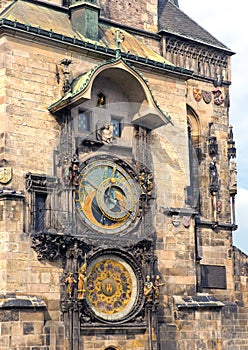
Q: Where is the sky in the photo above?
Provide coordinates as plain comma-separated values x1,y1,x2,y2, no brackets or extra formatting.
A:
179,1,248,253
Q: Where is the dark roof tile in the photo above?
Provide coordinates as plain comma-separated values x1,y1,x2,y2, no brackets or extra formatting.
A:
159,1,231,51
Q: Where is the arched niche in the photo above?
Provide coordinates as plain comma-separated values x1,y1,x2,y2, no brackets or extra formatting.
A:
187,105,200,149
49,58,171,130
186,105,200,208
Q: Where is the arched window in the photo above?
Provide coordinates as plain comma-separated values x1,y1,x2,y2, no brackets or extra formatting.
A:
186,106,200,209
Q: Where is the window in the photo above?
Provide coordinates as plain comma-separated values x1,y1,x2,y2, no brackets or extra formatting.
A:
35,193,47,232
111,117,122,138
78,110,90,132
186,107,200,208
25,173,57,233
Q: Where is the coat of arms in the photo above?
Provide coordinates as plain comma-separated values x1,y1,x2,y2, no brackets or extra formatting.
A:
193,88,202,102
183,216,191,228
202,90,212,104
212,87,224,105
0,167,12,184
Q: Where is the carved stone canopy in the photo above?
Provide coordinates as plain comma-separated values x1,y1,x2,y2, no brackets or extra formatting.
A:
49,58,172,129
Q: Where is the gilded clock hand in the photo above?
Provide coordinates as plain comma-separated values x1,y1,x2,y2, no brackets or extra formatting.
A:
110,164,117,183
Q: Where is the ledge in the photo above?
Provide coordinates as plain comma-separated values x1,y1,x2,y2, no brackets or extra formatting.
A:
0,188,25,200
161,206,198,217
173,294,225,310
0,295,47,309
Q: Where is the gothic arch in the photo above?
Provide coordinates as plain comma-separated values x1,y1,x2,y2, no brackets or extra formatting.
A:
186,105,200,208
187,105,200,148
102,346,121,350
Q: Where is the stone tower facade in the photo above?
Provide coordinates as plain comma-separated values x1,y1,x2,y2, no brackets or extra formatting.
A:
0,0,247,350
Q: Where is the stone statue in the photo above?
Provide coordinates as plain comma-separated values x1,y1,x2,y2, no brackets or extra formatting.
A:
209,158,219,193
100,124,114,144
153,275,165,301
78,262,87,299
144,275,153,302
97,93,106,107
229,160,237,195
71,154,79,186
65,272,76,298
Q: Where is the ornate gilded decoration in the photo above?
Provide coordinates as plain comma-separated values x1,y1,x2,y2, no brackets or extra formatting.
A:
86,256,136,320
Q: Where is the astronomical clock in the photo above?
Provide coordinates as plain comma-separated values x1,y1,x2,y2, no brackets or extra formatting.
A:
61,147,156,330
29,58,166,343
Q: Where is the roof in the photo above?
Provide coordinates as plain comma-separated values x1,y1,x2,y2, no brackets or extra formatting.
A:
0,0,172,64
158,1,232,52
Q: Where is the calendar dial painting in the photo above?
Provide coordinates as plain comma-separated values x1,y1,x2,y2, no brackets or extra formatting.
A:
85,255,138,321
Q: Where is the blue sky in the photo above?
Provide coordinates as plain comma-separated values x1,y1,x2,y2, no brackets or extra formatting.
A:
180,1,248,253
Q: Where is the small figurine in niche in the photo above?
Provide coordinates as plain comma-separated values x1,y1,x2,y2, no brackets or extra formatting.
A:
139,170,153,196
153,275,165,301
144,275,153,302
78,262,87,299
71,154,80,186
97,93,106,107
65,272,77,298
100,123,114,144
229,160,237,195
209,158,219,192
63,156,71,186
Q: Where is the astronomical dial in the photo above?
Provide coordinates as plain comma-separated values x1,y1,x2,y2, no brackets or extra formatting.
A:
75,158,140,234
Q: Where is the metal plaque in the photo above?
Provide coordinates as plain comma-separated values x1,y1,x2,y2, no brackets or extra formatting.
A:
201,265,226,289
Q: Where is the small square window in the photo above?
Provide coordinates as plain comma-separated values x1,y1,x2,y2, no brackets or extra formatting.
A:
111,117,122,138
78,111,90,132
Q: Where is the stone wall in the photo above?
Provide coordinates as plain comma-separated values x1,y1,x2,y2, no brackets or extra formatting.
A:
0,4,246,349
99,0,158,32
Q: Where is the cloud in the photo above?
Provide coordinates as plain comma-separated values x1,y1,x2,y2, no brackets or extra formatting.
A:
180,1,248,254
234,187,248,254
